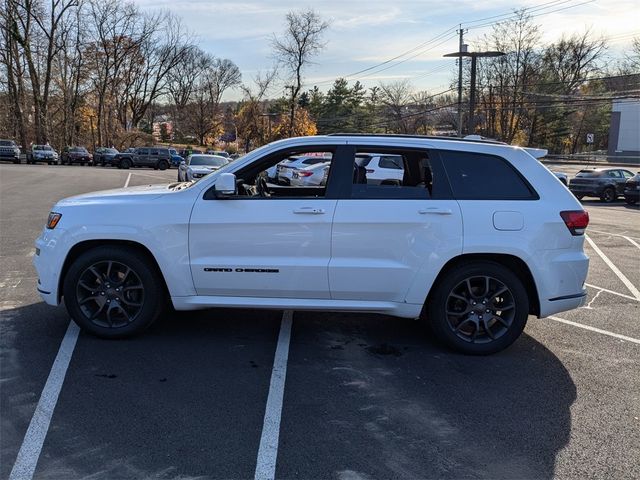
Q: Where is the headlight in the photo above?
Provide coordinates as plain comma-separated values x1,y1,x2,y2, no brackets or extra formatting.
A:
46,212,62,229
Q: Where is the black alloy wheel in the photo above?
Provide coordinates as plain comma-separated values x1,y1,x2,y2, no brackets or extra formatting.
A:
64,247,165,338
600,187,616,203
426,261,529,355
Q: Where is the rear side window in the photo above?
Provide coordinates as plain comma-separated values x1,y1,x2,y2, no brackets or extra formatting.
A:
440,151,536,200
379,156,403,169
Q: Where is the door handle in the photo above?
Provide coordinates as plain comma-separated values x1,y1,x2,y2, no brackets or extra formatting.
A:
293,207,325,214
419,207,452,215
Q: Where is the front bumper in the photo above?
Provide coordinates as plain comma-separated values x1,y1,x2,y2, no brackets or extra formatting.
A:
33,228,67,306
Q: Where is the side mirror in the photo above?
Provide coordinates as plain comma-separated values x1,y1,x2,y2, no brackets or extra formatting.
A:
214,173,237,196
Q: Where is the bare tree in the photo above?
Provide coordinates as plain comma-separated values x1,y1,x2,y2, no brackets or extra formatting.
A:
7,0,78,144
272,9,328,136
379,80,413,133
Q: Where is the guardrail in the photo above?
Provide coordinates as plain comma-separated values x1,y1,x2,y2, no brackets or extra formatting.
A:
543,154,640,168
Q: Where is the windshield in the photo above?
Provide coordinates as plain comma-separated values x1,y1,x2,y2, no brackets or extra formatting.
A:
189,155,229,167
34,145,53,151
104,148,118,154
0,140,15,147
72,147,87,152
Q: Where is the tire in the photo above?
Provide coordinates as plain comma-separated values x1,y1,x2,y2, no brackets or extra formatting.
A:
13,159,20,164
63,246,165,338
157,160,168,171
48,161,53,166
120,158,131,169
425,261,529,355
625,197,638,205
600,187,616,203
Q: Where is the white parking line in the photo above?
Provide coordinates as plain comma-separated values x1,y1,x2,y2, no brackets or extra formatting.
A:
124,172,132,188
588,229,640,243
585,283,640,302
623,235,640,250
255,310,293,480
585,235,640,301
9,322,80,480
548,316,640,345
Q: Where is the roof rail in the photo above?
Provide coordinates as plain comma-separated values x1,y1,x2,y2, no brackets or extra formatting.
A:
326,133,507,145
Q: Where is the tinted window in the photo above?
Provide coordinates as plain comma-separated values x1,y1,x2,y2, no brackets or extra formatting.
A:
607,170,621,178
379,156,403,169
621,170,633,178
137,148,149,155
440,151,535,200
0,140,14,147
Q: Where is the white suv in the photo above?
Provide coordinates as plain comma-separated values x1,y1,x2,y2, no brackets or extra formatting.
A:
34,135,589,354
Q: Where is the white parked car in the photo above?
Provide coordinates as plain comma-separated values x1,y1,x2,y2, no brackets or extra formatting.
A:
355,153,404,185
28,144,59,165
178,154,229,182
275,155,332,184
290,161,331,186
34,134,589,354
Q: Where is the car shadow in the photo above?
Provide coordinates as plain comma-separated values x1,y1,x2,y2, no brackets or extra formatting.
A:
279,312,576,479
580,199,639,209
2,303,576,479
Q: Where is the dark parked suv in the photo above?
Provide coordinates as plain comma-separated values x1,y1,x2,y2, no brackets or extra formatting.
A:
61,146,93,165
0,139,21,163
568,168,635,202
113,146,172,170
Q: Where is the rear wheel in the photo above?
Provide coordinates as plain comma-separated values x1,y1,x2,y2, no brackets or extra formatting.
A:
120,158,131,169
63,246,165,338
625,197,638,205
425,261,529,355
600,187,616,203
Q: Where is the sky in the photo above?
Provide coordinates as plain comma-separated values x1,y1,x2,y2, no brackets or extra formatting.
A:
132,0,639,100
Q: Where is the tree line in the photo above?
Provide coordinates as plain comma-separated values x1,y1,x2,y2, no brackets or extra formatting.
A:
1,4,638,154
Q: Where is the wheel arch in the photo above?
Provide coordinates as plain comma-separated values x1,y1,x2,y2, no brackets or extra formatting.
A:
58,239,169,303
424,253,540,317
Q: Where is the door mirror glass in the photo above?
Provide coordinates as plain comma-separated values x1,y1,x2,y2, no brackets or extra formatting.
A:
214,173,236,196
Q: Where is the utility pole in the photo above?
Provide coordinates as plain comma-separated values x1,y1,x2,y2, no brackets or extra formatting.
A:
456,26,465,137
445,26,467,137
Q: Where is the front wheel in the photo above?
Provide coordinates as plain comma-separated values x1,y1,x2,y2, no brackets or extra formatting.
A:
157,160,168,171
600,187,616,203
425,261,529,355
63,246,165,338
120,158,131,169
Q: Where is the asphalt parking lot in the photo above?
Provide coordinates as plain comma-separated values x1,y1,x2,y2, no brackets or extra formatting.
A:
1,162,638,479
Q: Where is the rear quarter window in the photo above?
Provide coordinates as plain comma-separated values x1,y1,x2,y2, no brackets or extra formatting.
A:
440,150,537,200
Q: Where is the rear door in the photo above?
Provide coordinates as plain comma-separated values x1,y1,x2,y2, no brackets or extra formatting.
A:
329,146,463,303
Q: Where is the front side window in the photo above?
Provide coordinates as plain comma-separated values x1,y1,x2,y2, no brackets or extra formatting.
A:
137,148,149,155
440,150,536,200
207,147,337,199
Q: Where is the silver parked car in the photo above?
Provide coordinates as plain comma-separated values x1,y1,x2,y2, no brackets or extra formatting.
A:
178,154,229,182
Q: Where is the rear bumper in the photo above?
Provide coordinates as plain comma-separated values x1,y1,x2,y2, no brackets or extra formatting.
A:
536,249,589,317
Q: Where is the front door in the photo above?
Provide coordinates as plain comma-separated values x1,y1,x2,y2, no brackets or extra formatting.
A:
189,144,347,299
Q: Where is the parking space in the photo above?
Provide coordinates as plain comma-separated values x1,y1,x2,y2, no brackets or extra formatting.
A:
1,163,639,479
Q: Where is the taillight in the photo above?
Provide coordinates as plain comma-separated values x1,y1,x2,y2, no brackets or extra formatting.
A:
560,210,589,236
298,171,313,177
